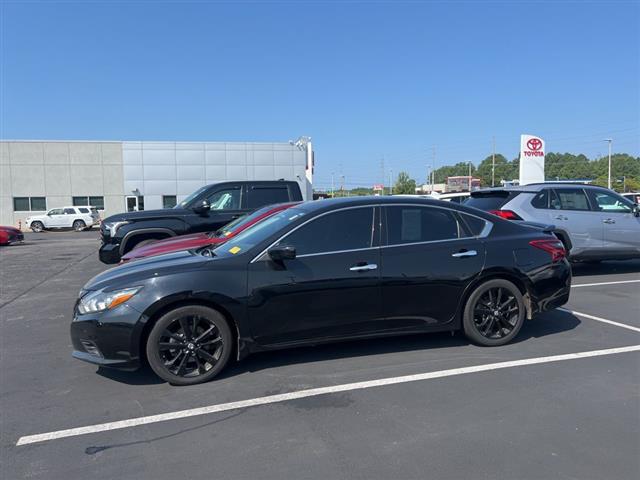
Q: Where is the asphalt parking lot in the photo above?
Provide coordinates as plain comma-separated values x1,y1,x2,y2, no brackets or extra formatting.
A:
1,231,639,480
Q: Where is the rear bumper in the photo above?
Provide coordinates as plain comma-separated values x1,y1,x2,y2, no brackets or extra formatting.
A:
529,259,572,315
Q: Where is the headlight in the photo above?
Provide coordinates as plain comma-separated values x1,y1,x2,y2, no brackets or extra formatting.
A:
104,221,129,237
77,287,142,315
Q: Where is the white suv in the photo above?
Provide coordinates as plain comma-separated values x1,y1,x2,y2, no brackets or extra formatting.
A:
26,206,101,232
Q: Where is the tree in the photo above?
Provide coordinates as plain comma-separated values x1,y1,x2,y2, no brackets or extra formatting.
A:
394,171,417,194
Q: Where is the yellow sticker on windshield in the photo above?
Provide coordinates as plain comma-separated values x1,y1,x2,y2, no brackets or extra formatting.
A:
229,246,241,254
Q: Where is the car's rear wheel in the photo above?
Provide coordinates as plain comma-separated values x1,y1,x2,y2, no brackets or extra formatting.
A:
462,279,525,346
30,221,44,233
146,305,232,386
73,220,86,232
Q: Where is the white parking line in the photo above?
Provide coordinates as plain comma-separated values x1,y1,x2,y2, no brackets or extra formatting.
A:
572,279,640,288
16,344,640,446
559,308,640,333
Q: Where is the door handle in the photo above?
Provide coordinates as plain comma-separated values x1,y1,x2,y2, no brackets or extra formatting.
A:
349,263,378,272
553,215,568,221
451,250,478,258
603,218,616,224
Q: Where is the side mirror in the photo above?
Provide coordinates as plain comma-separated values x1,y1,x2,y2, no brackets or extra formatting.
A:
268,245,296,261
192,200,211,214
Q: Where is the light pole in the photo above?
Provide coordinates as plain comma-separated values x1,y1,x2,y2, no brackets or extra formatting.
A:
604,138,612,189
331,172,335,198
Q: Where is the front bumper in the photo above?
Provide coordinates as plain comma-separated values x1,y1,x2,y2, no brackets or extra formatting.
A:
70,304,143,370
99,241,122,264
6,232,24,245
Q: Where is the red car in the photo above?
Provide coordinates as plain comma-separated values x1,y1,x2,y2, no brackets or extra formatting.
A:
120,202,299,263
0,226,24,246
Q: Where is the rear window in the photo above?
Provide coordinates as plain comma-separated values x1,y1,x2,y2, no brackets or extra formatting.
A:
247,187,290,209
465,192,518,211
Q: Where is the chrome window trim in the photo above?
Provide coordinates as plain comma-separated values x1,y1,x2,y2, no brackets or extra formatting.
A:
250,205,377,263
249,202,493,263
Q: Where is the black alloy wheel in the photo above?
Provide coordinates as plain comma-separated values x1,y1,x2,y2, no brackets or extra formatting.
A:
462,279,525,346
146,305,232,385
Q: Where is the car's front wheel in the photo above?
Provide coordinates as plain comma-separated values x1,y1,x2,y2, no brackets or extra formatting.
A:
146,305,233,385
462,279,525,346
30,221,44,233
73,220,86,232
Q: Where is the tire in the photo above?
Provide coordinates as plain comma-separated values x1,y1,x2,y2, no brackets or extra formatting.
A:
462,279,525,346
30,221,44,233
146,305,233,386
73,220,86,232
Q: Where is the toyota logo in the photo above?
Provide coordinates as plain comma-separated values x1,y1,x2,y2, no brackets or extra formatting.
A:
527,138,543,151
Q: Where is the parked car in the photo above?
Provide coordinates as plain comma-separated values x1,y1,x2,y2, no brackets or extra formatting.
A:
71,196,571,385
120,202,299,263
621,192,640,205
465,183,640,261
0,226,24,245
26,206,100,232
99,181,303,264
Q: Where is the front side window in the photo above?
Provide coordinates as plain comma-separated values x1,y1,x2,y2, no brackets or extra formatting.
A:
247,187,290,209
553,189,590,211
590,191,633,213
48,208,64,216
207,189,241,210
177,185,209,209
277,207,375,256
385,206,460,245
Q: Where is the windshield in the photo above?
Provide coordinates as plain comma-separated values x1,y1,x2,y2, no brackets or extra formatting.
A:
209,214,249,238
176,185,209,209
211,208,307,258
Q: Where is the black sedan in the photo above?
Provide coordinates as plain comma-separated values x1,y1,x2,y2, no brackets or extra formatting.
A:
71,197,571,385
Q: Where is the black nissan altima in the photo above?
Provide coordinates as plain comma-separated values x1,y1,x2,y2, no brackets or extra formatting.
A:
71,196,571,385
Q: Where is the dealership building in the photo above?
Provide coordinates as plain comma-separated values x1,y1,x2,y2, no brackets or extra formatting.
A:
0,138,314,227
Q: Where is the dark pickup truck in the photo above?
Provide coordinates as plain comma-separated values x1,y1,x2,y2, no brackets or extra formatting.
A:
99,180,303,264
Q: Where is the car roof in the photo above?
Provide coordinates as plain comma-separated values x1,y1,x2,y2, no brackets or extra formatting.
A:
470,183,611,195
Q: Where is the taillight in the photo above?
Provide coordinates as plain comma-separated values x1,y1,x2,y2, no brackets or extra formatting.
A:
489,209,523,220
529,239,566,263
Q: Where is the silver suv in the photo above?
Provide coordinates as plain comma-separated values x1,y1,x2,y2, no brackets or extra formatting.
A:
466,183,640,261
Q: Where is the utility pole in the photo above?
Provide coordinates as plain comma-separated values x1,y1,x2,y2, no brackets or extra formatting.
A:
331,172,335,198
468,161,472,191
389,169,393,195
492,136,496,187
431,146,436,193
340,174,345,197
604,138,612,189
380,157,385,195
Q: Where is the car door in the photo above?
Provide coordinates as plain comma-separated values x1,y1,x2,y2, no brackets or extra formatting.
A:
547,188,602,255
586,189,640,255
247,206,382,345
380,205,486,328
63,208,78,227
46,208,66,228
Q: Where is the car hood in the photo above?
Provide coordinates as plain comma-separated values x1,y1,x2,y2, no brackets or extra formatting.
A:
122,232,227,261
102,208,189,223
0,226,21,233
83,249,211,292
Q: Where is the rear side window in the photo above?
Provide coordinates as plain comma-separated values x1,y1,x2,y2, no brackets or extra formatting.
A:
78,208,90,213
64,208,76,214
385,206,460,245
279,207,375,256
531,190,549,209
554,189,590,211
459,213,488,236
247,187,290,209
465,192,517,211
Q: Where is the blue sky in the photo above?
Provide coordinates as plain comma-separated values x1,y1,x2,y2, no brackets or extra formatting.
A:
2,0,639,189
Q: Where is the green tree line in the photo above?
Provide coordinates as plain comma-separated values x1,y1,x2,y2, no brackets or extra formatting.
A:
430,152,640,192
